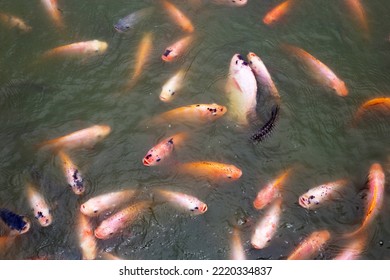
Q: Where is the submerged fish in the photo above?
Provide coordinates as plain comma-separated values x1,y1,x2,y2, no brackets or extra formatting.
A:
80,189,138,217
161,35,194,62
212,0,247,7
230,227,246,260
0,12,32,32
160,69,186,102
298,179,348,210
344,0,369,39
94,201,152,240
161,0,194,33
225,54,257,126
114,7,154,32
0,208,30,234
287,230,331,260
26,182,52,227
333,233,367,260
42,40,108,59
283,44,348,96
250,105,279,143
77,213,97,260
263,0,294,26
353,97,390,124
155,189,207,215
41,0,63,29
58,150,85,195
178,161,242,181
143,132,187,166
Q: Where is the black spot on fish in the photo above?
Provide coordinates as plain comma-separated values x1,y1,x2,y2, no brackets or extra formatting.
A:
145,154,152,159
36,212,44,219
156,158,161,162
237,54,244,61
242,61,248,66
250,105,279,143
168,138,174,144
0,208,28,232
163,49,172,57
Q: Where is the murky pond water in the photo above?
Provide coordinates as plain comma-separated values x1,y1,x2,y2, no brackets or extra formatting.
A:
0,0,389,260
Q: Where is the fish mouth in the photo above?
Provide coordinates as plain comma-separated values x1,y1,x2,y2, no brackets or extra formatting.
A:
298,196,308,208
143,158,151,166
200,204,208,213
253,199,264,210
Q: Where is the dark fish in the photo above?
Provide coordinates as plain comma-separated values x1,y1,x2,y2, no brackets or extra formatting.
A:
114,7,153,32
0,208,30,234
250,105,279,143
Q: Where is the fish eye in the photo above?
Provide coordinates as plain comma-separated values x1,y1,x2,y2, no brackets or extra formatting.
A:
125,25,130,29
94,210,98,213
194,207,198,210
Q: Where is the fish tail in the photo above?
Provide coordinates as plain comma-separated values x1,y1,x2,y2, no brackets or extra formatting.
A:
250,105,279,143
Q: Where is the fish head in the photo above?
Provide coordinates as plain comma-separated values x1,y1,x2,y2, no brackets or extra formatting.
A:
95,125,112,139
332,79,348,97
201,104,227,119
19,217,31,234
298,193,319,209
142,150,160,166
94,226,114,240
229,53,250,75
91,40,108,55
160,86,175,102
37,212,52,227
161,48,175,62
214,0,247,7
369,163,385,182
263,13,277,25
114,18,132,33
191,203,208,215
80,203,99,216
226,165,243,180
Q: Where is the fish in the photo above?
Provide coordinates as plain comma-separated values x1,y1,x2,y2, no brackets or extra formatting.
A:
80,189,138,217
26,182,52,227
114,7,154,32
353,97,390,124
39,124,111,151
0,235,16,252
263,0,294,26
42,40,108,59
282,44,348,96
161,0,194,33
160,69,186,102
151,103,227,125
346,163,385,237
298,179,348,210
247,52,279,99
230,227,246,260
41,0,63,29
333,233,366,260
77,213,97,260
287,230,331,260
0,12,32,32
225,54,257,126
177,161,242,181
58,150,85,195
250,105,279,143
0,208,30,235
94,201,152,240
127,32,153,89
344,0,369,39
212,0,248,7
161,35,194,62
253,168,291,210
155,189,207,215
143,132,187,166
251,198,283,249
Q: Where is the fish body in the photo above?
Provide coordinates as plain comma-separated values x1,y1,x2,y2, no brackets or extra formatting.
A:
77,213,97,260
251,198,282,249
161,0,194,33
263,0,293,26
283,44,348,96
156,189,207,215
247,52,279,99
253,168,291,210
153,103,227,125
226,54,257,126
94,201,152,240
58,150,85,195
345,0,369,39
39,124,111,151
41,0,63,28
80,189,137,217
0,13,32,32
26,183,52,227
250,105,279,143
287,230,331,260
353,97,390,123
114,7,153,32
0,208,30,234
162,35,193,62
178,161,242,181
298,179,348,210
143,132,187,166
333,233,366,260
42,40,108,59
212,0,247,7
230,227,246,260
160,69,186,102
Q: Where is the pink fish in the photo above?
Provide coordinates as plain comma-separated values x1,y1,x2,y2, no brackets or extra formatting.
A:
26,183,52,227
230,227,246,260
333,233,366,260
58,150,85,195
77,213,97,260
287,230,331,260
155,189,207,215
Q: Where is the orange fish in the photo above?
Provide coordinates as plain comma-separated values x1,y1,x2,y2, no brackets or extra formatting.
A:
333,232,366,260
161,35,193,62
26,183,52,227
0,235,16,253
94,201,152,240
253,168,291,210
42,40,108,59
77,213,97,260
143,132,187,166
151,103,227,125
41,0,64,29
263,0,294,26
283,44,348,96
178,161,242,181
161,0,194,33
344,0,369,39
127,32,153,89
156,189,207,215
0,12,32,32
39,124,111,151
346,163,385,237
353,97,390,124
287,230,331,260
58,150,85,195
80,189,137,217
230,227,246,260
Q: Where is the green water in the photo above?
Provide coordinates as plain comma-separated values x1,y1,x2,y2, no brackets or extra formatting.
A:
0,0,389,260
